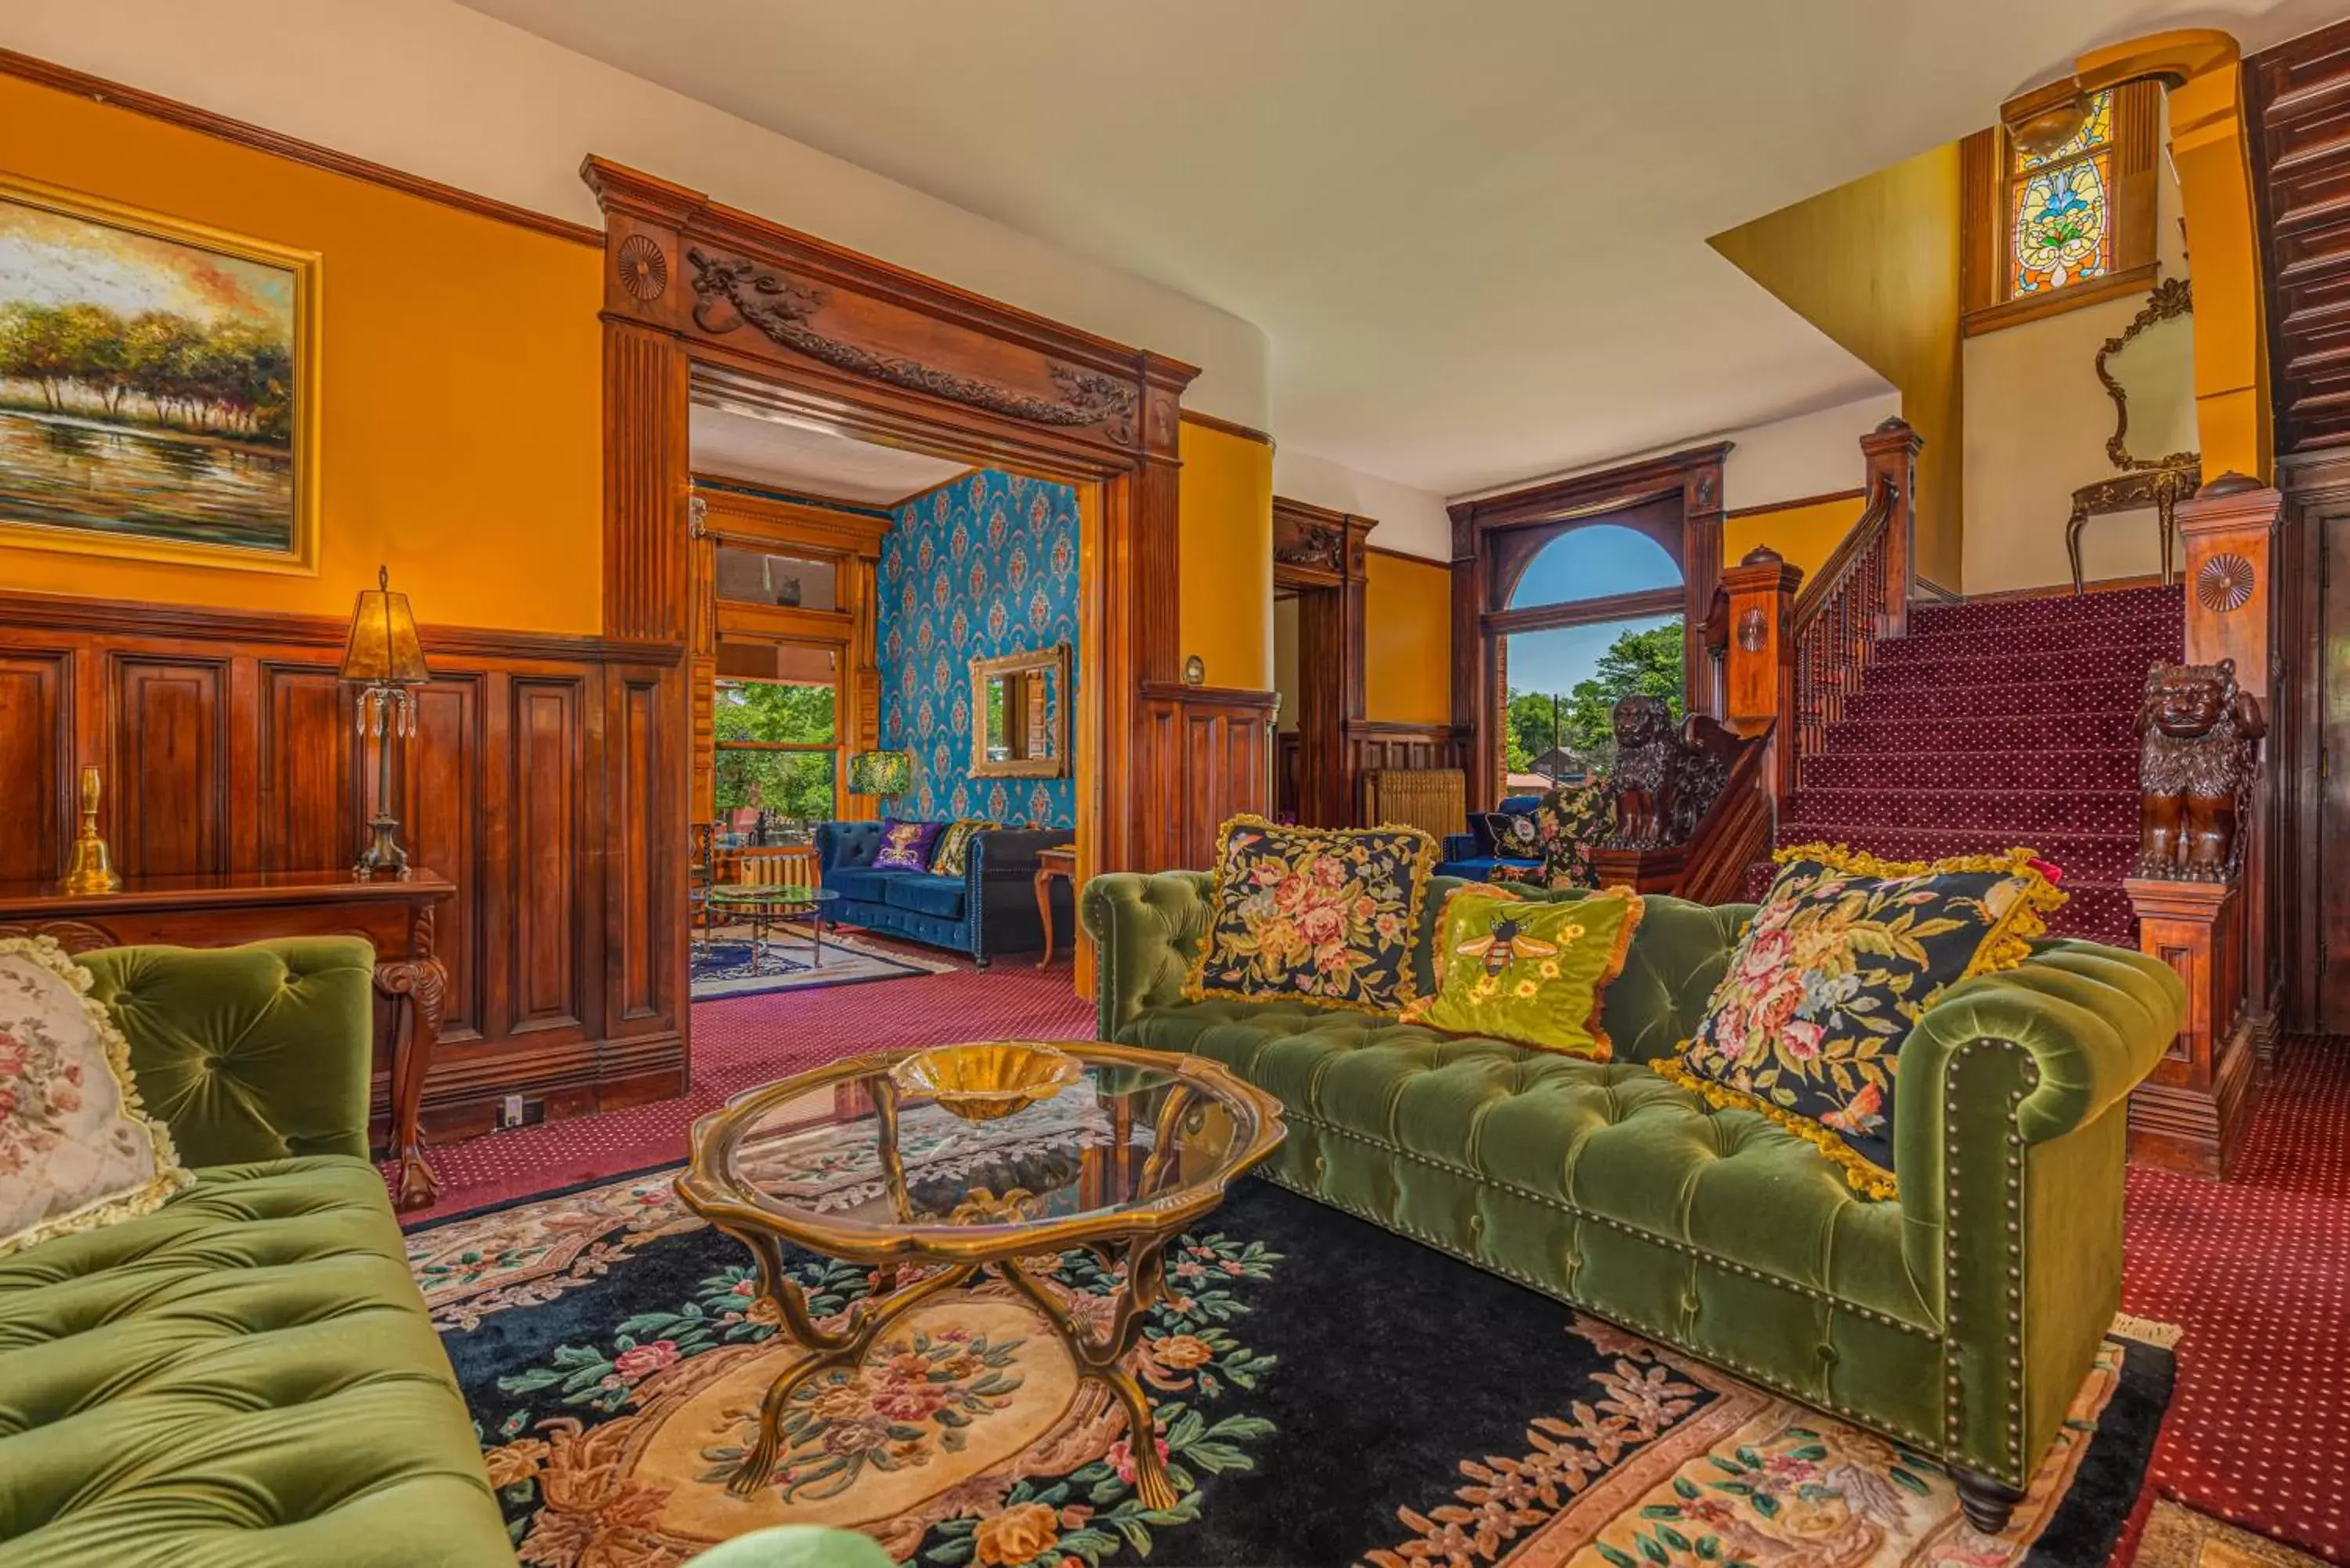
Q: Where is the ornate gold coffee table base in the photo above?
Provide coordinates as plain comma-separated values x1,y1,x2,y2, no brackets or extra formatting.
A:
719,1230,1181,1508
676,1042,1285,1514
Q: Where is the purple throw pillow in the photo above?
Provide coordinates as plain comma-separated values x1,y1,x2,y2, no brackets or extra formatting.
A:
873,818,945,871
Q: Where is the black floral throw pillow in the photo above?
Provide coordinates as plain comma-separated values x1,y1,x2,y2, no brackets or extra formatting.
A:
1187,815,1438,1015
1655,843,2065,1200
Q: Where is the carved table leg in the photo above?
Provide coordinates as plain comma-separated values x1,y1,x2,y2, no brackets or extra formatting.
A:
998,1234,1179,1510
728,1234,979,1498
376,953,448,1213
1034,867,1058,970
2066,504,2090,596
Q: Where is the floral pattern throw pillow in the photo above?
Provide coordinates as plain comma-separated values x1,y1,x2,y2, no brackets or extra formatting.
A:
1,937,192,1259
873,818,945,872
1187,815,1438,1015
1656,843,2066,1201
928,819,1000,880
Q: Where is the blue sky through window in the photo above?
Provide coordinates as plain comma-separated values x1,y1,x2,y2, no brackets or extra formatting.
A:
1507,524,1680,609
1507,613,1679,697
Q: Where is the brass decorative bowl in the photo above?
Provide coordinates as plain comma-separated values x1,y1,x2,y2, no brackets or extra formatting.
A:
889,1042,1083,1122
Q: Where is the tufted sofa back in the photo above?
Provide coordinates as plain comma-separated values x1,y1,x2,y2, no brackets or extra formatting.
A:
1085,869,1748,1057
78,937,377,1169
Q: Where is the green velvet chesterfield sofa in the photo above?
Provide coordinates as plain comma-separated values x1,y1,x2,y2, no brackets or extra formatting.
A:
0,938,512,1566
1082,874,2183,1534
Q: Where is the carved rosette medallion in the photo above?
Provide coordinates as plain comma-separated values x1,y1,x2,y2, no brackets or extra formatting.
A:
616,234,668,302
683,249,1138,442
1736,607,1768,654
2195,553,2254,615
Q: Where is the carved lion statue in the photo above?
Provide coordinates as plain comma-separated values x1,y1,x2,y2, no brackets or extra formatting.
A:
2136,658,2265,880
1605,696,1733,850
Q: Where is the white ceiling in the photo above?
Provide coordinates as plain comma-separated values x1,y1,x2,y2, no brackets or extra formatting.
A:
472,0,2308,498
689,403,970,505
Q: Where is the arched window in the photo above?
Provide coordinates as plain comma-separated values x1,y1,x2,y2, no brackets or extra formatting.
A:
1961,81,2160,333
1506,522,1682,609
1495,521,1687,789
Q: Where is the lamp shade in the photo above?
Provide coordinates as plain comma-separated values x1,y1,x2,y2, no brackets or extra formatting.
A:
848,748,913,797
338,565,431,685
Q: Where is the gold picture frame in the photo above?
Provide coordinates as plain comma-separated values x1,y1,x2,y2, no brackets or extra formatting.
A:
0,171,321,575
971,642,1072,779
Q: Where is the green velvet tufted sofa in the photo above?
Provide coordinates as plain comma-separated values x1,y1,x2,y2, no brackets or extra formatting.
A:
0,938,513,1566
1081,873,2183,1534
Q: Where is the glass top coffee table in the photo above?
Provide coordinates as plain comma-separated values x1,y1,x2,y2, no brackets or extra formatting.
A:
703,883,838,974
675,1039,1285,1507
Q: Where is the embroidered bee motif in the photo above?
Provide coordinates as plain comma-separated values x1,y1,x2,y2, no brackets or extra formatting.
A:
1455,914,1559,976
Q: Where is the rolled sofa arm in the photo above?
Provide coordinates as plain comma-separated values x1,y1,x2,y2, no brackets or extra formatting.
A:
1893,939,2183,1169
1079,870,1213,1038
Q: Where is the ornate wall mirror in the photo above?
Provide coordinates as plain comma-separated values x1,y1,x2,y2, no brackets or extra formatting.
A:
2065,276,2200,592
2101,276,2197,471
971,643,1072,778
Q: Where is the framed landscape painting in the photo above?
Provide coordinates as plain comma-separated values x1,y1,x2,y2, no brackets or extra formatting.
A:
0,172,319,573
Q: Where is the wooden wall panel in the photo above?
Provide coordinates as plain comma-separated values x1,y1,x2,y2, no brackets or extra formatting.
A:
0,652,68,885
609,669,674,1028
256,663,349,873
0,591,683,1140
1139,684,1274,869
511,676,585,1033
112,657,226,877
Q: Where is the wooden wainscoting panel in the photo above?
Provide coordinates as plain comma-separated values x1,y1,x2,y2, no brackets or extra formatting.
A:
1139,683,1274,868
607,667,678,1030
111,656,228,878
406,674,485,1042
255,661,351,873
0,651,70,885
0,591,684,1140
1344,720,1470,807
510,675,587,1034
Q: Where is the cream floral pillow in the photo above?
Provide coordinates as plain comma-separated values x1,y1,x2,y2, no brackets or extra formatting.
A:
0,937,191,1258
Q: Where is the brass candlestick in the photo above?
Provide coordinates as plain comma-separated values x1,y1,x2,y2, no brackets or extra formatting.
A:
60,765,121,895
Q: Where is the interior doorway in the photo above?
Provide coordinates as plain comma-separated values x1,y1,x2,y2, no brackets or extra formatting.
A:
1271,497,1373,826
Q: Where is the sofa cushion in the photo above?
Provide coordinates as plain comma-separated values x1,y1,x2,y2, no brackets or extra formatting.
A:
1189,815,1437,1014
826,865,900,905
1401,885,1643,1060
873,818,945,871
1661,844,2065,1200
884,873,967,922
1118,999,1925,1329
0,1156,510,1566
0,938,190,1259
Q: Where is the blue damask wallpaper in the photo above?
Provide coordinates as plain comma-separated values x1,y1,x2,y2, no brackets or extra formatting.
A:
878,468,1080,827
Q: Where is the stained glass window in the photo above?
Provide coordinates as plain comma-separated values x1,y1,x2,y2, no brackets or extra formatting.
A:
2008,90,2115,295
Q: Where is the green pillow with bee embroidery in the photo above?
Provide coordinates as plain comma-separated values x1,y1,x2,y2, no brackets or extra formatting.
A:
1399,883,1644,1060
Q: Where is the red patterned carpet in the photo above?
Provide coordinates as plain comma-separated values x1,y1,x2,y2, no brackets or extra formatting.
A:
2125,1035,2350,1563
396,949,1093,1224
398,964,2350,1563
1777,583,2183,945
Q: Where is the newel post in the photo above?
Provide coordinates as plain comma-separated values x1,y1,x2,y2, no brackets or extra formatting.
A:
1719,546,1804,802
2176,472,2282,1048
1859,417,1923,638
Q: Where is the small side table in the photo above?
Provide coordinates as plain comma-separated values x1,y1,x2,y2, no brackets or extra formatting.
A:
1034,845,1078,970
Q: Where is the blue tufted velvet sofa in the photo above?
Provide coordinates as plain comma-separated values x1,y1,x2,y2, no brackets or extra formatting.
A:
814,822,1067,966
1435,793,1543,880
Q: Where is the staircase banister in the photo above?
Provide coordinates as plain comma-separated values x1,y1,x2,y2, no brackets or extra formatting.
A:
1791,470,1899,635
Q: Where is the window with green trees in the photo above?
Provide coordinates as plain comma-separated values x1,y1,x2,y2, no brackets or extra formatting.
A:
714,678,837,828
1503,618,1685,779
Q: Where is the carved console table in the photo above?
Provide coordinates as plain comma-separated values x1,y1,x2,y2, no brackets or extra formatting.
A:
0,869,455,1212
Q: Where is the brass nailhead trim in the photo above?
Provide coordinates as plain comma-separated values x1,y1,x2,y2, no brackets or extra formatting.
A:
1275,1109,1937,1338
1938,1037,2039,1492
1253,1165,1947,1453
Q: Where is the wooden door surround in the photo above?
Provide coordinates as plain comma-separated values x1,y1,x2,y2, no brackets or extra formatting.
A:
1446,444,1729,808
1273,497,1370,827
586,156,1256,969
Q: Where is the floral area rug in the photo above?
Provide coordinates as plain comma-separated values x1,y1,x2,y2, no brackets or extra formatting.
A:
410,1173,2175,1567
689,923,950,1001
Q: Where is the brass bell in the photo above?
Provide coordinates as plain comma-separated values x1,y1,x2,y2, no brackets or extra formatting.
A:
60,765,122,896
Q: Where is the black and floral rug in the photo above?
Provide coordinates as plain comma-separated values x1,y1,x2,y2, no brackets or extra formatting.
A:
409,1172,2174,1567
689,926,949,1001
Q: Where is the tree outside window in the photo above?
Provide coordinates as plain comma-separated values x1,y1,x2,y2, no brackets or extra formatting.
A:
714,678,837,830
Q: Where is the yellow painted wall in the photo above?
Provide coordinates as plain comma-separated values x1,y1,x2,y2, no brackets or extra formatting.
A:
1176,419,1274,689
1710,145,1965,589
1363,550,1452,724
1723,494,1867,583
0,73,604,632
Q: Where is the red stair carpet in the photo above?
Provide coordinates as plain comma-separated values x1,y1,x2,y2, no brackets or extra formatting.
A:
1776,581,2183,944
2126,1035,2350,1563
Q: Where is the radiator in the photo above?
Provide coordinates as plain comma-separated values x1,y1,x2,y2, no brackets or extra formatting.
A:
1359,768,1466,842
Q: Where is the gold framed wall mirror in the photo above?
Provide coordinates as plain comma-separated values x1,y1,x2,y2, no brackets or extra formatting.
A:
971,643,1072,778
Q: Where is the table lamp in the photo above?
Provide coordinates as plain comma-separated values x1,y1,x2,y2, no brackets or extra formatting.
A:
339,565,432,876
848,748,913,815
